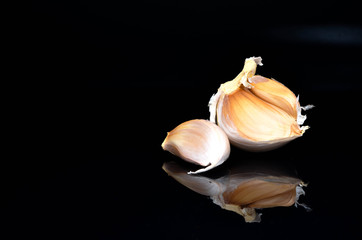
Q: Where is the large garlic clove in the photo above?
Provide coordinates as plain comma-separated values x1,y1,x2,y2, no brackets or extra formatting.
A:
162,161,309,223
221,88,302,141
161,119,230,174
249,75,299,118
209,56,313,151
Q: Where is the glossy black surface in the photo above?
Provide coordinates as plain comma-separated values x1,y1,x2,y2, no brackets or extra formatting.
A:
5,1,362,239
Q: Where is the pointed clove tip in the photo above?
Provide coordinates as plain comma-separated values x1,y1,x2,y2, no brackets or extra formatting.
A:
161,133,169,149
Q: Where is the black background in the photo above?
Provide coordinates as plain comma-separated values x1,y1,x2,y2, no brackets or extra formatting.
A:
4,1,362,239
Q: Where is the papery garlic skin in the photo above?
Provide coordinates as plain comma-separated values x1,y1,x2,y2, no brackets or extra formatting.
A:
209,57,313,151
161,119,230,174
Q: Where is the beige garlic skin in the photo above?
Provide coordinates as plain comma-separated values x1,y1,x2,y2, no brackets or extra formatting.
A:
161,119,230,174
209,57,313,151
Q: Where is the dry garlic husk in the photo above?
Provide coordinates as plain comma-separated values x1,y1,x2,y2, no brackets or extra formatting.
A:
209,57,314,151
161,119,230,174
162,161,309,223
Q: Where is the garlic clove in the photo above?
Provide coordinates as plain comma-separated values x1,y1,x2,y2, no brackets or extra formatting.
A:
249,75,299,118
161,119,230,174
209,56,313,151
221,88,302,142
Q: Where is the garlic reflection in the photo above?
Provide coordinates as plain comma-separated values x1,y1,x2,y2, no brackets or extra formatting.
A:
162,161,309,223
209,57,314,151
161,119,230,174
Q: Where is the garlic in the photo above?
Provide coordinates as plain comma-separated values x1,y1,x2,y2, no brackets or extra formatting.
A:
209,57,314,151
161,119,230,174
162,161,309,223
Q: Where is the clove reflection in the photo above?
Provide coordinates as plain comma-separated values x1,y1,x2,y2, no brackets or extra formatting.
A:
162,160,310,223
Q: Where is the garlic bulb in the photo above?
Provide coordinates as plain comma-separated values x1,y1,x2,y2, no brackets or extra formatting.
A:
209,57,313,151
162,161,309,223
161,119,230,174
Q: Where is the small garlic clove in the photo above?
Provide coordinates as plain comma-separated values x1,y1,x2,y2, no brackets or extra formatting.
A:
209,56,313,151
161,119,230,174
